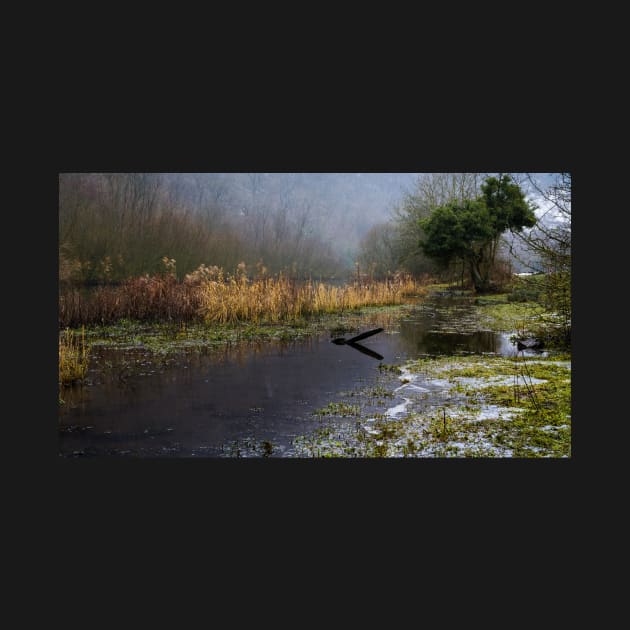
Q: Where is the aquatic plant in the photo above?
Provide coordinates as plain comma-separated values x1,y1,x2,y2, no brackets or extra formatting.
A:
59,326,90,385
313,402,361,417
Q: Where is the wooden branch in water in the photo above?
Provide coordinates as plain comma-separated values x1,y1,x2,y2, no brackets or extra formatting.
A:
331,327,384,345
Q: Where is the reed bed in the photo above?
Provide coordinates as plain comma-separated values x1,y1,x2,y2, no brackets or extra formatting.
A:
59,275,204,327
198,275,422,324
59,327,90,385
59,265,424,328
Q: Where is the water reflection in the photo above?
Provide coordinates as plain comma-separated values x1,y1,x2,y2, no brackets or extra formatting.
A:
400,326,513,356
345,341,384,361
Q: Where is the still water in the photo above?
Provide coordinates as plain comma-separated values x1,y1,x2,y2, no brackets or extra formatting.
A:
58,295,519,457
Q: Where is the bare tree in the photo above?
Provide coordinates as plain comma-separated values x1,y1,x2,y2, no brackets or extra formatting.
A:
358,222,400,279
510,173,571,343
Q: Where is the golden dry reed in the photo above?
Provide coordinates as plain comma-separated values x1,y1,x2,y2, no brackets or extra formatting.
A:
59,327,90,385
59,261,425,327
197,271,422,324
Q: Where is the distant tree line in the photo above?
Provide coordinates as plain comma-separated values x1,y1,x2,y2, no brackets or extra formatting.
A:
59,173,349,284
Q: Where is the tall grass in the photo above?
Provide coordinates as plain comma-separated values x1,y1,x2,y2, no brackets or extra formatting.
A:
59,264,425,328
59,275,203,327
59,327,90,385
198,274,422,324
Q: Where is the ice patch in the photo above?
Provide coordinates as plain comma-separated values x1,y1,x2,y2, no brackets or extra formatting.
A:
454,376,547,388
394,382,430,394
386,398,412,418
472,405,525,421
424,378,451,388
397,366,418,382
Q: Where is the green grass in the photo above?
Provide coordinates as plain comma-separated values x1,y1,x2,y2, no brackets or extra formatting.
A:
476,300,546,333
313,402,362,417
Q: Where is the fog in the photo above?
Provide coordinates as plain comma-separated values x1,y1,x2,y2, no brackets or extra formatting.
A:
59,172,565,283
162,172,418,255
59,172,418,282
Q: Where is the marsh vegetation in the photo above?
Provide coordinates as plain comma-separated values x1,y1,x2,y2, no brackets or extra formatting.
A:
58,327,90,386
58,173,570,458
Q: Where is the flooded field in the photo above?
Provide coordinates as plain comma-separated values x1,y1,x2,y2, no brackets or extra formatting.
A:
59,292,569,458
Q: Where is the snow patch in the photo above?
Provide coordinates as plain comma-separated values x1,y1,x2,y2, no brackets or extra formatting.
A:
386,398,412,418
540,423,570,432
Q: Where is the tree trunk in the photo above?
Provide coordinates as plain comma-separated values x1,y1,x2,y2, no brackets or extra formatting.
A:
469,258,491,293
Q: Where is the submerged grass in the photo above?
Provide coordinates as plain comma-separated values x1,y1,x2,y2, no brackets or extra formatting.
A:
313,402,361,417
63,303,415,387
77,303,412,355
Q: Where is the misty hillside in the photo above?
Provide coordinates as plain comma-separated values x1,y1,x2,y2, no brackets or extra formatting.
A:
59,173,418,282
162,173,417,258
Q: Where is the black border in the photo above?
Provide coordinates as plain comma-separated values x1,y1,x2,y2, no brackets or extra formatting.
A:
46,109,585,530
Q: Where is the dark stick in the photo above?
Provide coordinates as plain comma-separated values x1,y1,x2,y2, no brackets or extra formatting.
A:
331,337,347,345
345,328,384,343
346,342,384,361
